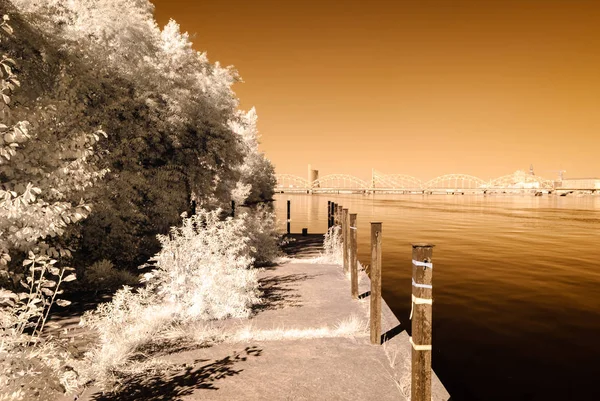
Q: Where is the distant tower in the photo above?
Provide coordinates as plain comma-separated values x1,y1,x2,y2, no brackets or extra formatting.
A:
529,164,535,176
311,169,319,188
308,164,319,189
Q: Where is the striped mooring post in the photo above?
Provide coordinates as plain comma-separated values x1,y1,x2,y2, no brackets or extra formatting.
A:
410,244,434,401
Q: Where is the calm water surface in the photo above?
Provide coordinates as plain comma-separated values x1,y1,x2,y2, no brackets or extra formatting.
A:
274,193,600,401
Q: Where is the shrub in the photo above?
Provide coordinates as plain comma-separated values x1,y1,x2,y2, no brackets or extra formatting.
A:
79,259,138,292
0,254,80,401
0,337,79,401
148,209,259,321
78,208,263,390
240,205,281,266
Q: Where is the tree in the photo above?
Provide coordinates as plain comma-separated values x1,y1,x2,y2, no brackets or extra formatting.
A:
229,108,276,204
6,0,275,270
0,9,104,286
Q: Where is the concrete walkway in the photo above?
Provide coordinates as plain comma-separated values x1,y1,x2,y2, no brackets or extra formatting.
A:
69,234,450,401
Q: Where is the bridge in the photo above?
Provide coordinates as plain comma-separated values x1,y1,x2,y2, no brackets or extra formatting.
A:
275,169,558,194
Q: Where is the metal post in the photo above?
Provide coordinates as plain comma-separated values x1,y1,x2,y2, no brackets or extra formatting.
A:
410,244,434,401
342,208,349,273
349,213,358,299
370,222,382,344
287,200,291,234
231,200,235,218
327,201,332,229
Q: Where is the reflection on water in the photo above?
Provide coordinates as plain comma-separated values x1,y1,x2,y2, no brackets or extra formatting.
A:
274,193,600,401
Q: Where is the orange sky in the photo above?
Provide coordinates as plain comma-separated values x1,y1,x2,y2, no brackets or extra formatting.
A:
151,0,600,182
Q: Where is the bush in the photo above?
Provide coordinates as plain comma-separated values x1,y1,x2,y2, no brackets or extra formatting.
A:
148,209,260,321
0,253,80,401
79,259,138,292
240,205,281,266
78,208,264,390
0,337,78,401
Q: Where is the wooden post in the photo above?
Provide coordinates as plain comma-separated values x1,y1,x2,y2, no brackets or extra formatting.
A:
349,213,358,299
327,201,332,229
331,203,337,225
231,200,235,218
370,222,382,345
411,244,434,401
191,199,197,232
342,208,349,273
287,200,291,234
331,202,337,226
331,202,335,227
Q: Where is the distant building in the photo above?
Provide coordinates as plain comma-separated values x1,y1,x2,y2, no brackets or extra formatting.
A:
490,170,547,189
556,178,600,190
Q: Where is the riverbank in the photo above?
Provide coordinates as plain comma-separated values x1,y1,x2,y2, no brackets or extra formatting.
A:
58,234,449,400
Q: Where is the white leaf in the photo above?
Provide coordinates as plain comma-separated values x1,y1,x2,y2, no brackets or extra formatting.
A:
63,273,77,282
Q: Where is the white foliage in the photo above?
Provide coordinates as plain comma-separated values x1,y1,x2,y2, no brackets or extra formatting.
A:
239,206,281,265
150,209,259,321
229,108,276,203
322,225,343,264
78,207,279,389
231,181,252,205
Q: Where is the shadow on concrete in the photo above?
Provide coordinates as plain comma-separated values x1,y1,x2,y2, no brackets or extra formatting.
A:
381,324,405,345
281,234,324,258
131,339,213,362
253,273,320,314
358,290,371,299
90,346,262,401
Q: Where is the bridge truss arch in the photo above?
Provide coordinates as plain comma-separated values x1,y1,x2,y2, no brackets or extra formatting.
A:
424,174,488,190
312,174,369,190
372,170,423,190
275,174,310,190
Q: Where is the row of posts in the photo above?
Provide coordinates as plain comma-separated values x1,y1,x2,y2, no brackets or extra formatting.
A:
326,199,434,401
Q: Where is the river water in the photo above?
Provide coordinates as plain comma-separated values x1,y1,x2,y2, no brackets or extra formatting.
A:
273,193,600,401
